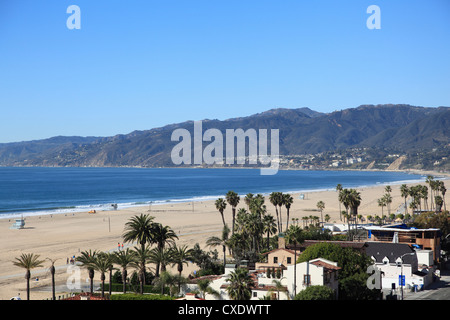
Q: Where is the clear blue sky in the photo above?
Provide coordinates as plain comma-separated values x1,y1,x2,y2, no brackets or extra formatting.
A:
0,0,449,143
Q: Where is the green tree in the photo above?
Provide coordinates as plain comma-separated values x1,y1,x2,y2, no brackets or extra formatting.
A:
206,225,230,270
170,244,194,293
226,191,240,235
316,201,325,227
113,248,137,294
197,279,220,299
226,267,254,300
215,198,227,227
294,285,335,300
151,223,178,277
400,184,410,215
297,242,375,299
122,213,156,251
12,253,45,300
283,193,294,231
90,252,115,298
76,249,98,294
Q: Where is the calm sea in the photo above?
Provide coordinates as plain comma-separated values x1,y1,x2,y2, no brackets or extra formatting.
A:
0,167,425,219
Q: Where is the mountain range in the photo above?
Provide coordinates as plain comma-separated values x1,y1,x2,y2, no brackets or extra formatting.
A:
0,104,448,167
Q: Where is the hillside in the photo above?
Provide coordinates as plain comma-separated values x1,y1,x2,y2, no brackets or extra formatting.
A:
0,104,448,168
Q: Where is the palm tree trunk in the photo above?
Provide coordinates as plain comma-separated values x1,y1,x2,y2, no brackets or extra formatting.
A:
122,269,127,294
50,265,56,300
26,270,31,300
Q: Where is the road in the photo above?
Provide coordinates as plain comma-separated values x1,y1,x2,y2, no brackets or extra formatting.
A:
404,261,450,300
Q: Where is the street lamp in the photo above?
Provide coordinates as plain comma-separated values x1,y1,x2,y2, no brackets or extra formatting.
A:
400,252,415,300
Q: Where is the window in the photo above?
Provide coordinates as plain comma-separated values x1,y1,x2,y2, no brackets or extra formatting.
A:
253,292,257,298
303,274,311,285
273,257,278,264
287,257,292,264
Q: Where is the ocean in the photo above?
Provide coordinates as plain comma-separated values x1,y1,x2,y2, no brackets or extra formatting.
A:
0,167,425,219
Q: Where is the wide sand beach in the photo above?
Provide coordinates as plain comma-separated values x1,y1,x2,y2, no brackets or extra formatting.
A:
0,170,447,300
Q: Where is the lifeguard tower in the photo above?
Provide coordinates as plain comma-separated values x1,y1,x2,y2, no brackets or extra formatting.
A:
10,217,25,229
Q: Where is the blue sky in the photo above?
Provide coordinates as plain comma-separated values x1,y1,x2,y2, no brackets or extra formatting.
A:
0,0,449,143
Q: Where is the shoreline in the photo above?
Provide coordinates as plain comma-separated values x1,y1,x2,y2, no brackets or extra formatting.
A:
0,172,448,300
0,168,442,221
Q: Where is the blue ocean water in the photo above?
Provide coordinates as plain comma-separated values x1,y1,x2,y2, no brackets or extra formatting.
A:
0,167,425,219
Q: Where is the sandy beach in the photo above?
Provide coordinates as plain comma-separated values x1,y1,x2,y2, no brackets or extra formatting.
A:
1,172,448,300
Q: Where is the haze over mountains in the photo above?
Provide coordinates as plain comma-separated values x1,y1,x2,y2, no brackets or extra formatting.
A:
0,104,448,167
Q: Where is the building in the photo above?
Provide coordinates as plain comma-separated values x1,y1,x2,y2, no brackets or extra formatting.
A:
364,242,433,291
363,224,441,263
284,258,341,299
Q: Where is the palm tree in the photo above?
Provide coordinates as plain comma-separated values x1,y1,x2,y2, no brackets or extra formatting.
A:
378,198,386,221
316,201,325,227
76,250,98,294
226,267,254,300
113,248,137,294
283,193,294,231
339,188,352,237
426,175,435,210
263,214,277,251
336,184,343,221
206,224,230,270
269,192,282,233
271,278,288,300
400,184,409,215
90,252,114,298
122,213,156,251
149,246,174,280
170,244,194,293
197,279,220,299
383,193,392,216
46,258,57,300
226,191,240,235
215,198,227,227
12,253,45,300
438,180,447,212
130,245,152,294
152,223,178,277
244,193,254,210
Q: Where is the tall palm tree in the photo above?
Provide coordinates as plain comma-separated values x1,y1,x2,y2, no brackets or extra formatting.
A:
206,224,230,270
90,252,114,298
12,253,45,300
170,244,194,293
46,258,57,300
339,188,352,237
130,245,152,294
226,191,240,235
383,193,392,216
400,184,409,215
426,175,435,210
438,180,447,212
283,193,294,231
76,250,98,294
226,267,254,300
149,246,173,275
113,248,137,294
215,198,227,227
269,192,282,233
152,223,178,277
316,200,325,227
122,213,156,251
349,189,362,231
336,184,343,221
263,214,277,251
244,193,254,210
